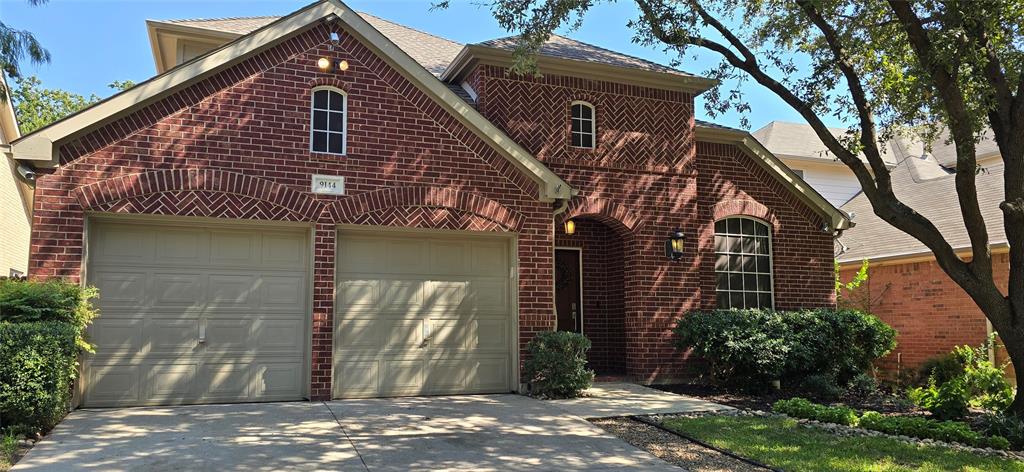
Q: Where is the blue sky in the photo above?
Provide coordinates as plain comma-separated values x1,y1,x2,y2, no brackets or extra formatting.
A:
0,0,820,131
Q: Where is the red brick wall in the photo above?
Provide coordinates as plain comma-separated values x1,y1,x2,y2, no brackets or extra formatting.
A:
29,21,554,400
473,65,837,382
840,253,1008,376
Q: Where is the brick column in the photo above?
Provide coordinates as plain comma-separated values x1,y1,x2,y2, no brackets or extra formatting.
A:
309,220,336,400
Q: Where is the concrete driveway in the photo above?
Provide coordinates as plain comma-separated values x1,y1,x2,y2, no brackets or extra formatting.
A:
13,394,679,471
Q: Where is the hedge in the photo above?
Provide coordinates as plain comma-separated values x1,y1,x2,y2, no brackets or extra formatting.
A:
0,322,78,434
772,397,859,426
674,308,896,389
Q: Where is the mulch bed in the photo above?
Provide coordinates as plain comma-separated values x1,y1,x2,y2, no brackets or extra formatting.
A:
591,417,768,471
651,383,919,414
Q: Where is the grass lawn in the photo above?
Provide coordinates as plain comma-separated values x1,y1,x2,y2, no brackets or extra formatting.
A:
662,415,1024,472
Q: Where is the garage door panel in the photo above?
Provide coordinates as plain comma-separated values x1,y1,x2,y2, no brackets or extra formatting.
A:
260,275,306,308
146,363,197,400
85,363,142,406
335,231,512,399
254,318,306,354
88,317,144,355
254,362,304,398
335,360,379,397
262,233,308,267
147,318,200,354
382,280,424,308
197,362,251,400
91,272,148,307
156,230,206,264
210,232,258,265
84,221,309,407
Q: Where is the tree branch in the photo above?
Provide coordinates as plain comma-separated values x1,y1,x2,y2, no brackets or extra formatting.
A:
889,0,996,288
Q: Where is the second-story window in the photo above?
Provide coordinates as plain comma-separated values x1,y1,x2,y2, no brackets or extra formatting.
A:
570,101,595,149
311,87,347,155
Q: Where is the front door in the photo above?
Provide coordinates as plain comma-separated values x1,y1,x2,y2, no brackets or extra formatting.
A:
555,248,582,333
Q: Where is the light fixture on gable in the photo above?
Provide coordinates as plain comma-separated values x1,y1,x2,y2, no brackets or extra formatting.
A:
317,57,350,73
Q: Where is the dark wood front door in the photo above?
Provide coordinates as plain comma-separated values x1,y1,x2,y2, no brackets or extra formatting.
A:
555,249,583,333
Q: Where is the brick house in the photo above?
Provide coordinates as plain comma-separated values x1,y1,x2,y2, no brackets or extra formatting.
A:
11,0,847,407
834,132,1013,380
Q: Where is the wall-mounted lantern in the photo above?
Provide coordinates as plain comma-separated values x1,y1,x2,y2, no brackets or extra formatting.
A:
563,219,576,235
665,229,685,260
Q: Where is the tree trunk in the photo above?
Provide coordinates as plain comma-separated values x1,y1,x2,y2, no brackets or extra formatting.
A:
988,307,1024,416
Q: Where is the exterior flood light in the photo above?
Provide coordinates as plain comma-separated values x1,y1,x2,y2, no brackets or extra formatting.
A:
665,229,685,260
316,58,349,73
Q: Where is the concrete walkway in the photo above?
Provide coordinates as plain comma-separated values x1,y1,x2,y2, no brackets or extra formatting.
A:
547,382,733,418
14,392,688,471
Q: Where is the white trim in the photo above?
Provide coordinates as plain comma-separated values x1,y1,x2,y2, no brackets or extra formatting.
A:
460,81,478,101
569,101,596,150
554,246,584,334
309,86,348,156
713,216,775,310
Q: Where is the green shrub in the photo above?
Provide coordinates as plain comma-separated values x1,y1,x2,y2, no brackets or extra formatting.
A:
908,376,970,420
917,353,964,386
0,278,99,351
799,373,843,400
674,308,895,388
856,411,1004,448
772,397,859,426
846,372,879,398
523,331,594,399
908,337,1014,419
0,322,78,434
980,413,1024,450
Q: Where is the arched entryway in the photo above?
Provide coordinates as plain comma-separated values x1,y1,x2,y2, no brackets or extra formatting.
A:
555,216,631,376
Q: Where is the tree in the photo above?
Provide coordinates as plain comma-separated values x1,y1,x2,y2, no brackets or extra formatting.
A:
462,0,1024,415
11,76,134,134
0,0,51,102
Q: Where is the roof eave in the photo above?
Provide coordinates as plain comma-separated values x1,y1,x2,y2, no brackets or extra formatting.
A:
696,124,853,232
442,44,718,95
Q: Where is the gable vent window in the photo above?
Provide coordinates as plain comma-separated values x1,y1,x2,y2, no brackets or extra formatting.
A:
311,87,347,155
570,101,595,149
714,217,774,309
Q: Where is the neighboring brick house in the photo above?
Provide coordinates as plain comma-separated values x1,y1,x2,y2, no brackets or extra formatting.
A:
11,0,847,407
825,131,1011,380
0,74,32,278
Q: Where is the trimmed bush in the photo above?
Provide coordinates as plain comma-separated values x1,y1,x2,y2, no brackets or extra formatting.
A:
772,397,859,426
523,331,594,399
674,308,895,389
0,278,99,351
0,322,78,434
798,374,843,400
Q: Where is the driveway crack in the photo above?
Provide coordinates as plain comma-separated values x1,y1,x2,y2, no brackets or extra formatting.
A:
323,401,371,471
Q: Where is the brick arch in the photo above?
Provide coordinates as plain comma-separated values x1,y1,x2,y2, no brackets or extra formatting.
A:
73,168,322,221
561,196,643,234
336,186,524,231
711,199,780,231
307,77,353,92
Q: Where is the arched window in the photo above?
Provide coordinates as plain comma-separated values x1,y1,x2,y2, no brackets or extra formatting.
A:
570,101,595,148
311,87,347,155
714,217,774,309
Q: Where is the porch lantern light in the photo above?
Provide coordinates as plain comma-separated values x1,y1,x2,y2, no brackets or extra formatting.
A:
665,229,685,260
564,219,576,235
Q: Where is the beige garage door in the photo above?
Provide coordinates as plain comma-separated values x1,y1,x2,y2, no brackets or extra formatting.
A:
83,220,309,407
334,231,514,398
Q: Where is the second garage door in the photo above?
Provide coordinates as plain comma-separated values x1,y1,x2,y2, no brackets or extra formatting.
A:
334,230,514,398
83,220,310,407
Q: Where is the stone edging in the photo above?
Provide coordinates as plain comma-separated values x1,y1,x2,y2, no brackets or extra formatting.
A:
655,409,1024,461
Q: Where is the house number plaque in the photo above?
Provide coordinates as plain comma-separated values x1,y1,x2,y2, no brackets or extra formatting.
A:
311,174,345,196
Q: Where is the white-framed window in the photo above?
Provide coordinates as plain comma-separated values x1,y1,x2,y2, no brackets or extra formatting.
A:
714,216,774,309
570,101,595,148
311,87,347,155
